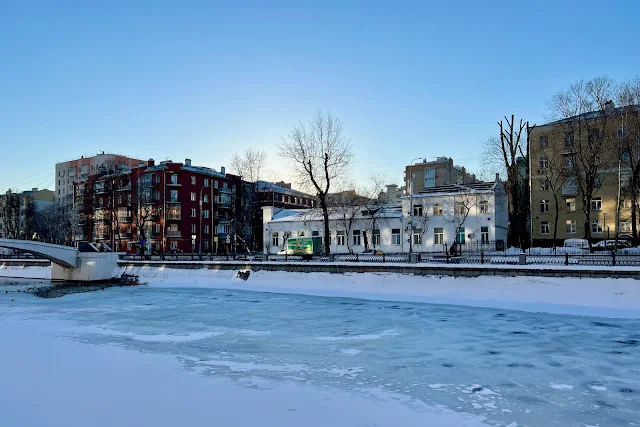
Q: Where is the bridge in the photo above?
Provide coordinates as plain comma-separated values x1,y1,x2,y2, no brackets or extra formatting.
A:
0,239,119,282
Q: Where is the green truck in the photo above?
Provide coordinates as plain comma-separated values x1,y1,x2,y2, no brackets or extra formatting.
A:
286,237,323,259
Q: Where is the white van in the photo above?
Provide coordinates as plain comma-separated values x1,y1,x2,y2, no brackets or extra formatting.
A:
563,238,590,250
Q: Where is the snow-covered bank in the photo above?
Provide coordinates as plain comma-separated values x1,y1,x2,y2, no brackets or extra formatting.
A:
122,266,640,319
0,264,50,279
0,317,487,427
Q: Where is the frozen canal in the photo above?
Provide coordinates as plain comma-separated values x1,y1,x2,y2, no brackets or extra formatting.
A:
1,278,639,427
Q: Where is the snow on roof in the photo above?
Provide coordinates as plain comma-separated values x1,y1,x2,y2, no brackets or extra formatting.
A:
406,182,500,198
270,205,403,223
181,165,226,178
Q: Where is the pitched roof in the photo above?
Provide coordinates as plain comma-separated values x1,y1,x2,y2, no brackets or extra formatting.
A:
270,204,403,223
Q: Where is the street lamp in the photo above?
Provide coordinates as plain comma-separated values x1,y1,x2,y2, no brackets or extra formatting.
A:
191,234,196,253
408,157,424,253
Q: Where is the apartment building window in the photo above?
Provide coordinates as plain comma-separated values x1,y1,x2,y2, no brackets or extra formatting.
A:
566,197,576,211
540,199,549,213
564,131,574,146
312,231,320,237
191,192,196,202
191,208,196,217
170,241,178,250
155,190,161,201
539,135,549,148
566,220,576,234
287,196,291,204
540,221,549,235
588,128,601,143
272,232,279,247
191,176,196,185
481,226,489,243
620,199,632,209
413,229,423,245
294,197,298,205
456,227,465,244
170,175,178,184
336,230,345,246
155,224,160,234
479,200,489,214
214,180,218,189
424,168,435,188
170,190,179,202
617,126,628,140
191,224,197,234
204,178,209,187
591,219,603,233
433,203,443,216
455,202,466,215
203,210,209,219
203,194,209,203
118,195,122,204
223,182,228,189
434,228,444,245
353,230,361,246
391,229,401,245
413,205,423,216
621,171,630,189
204,225,209,234
539,155,549,170
540,180,550,191
591,197,602,211
373,229,381,246
204,241,209,250
621,221,631,232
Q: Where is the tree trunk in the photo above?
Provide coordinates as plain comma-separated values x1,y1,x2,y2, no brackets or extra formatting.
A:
552,193,559,248
320,197,330,255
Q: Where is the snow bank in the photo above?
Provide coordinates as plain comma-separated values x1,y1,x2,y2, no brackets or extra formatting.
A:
0,317,488,427
0,264,49,279
122,265,640,318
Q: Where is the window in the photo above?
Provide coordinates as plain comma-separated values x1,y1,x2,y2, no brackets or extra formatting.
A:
214,180,219,189
591,220,603,233
170,175,178,184
434,228,444,245
155,224,160,233
204,225,209,234
424,168,435,188
456,227,465,244
191,192,196,201
413,205,423,216
540,199,549,213
336,230,345,246
566,220,576,234
203,194,209,203
564,131,574,146
191,208,196,217
540,180,550,191
287,196,291,203
191,176,196,185
619,148,631,162
191,224,197,233
170,241,178,250
294,197,298,205
591,197,602,211
621,221,631,232
540,221,549,235
155,190,160,201
620,199,632,209
617,126,628,139
539,135,549,148
413,229,423,245
391,229,401,245
373,229,381,246
539,155,549,170
481,226,489,243
566,198,576,211
223,182,228,189
588,128,601,143
298,230,305,237
455,202,466,215
620,171,630,189
118,195,122,204
353,230,361,246
433,203,443,216
203,210,209,219
170,190,179,202
204,178,209,187
204,241,209,250
312,231,320,236
564,154,574,169
479,200,489,214
272,232,279,247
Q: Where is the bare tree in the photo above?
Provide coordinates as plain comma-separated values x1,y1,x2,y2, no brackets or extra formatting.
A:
444,194,476,255
132,176,164,254
329,188,366,254
548,77,617,244
230,148,268,251
616,77,640,244
0,191,21,239
538,142,569,247
279,110,354,255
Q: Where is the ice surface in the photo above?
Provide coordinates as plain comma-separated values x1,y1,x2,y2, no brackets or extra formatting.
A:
1,276,640,426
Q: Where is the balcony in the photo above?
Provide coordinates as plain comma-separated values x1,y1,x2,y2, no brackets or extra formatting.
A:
166,212,182,220
218,187,232,194
561,184,578,197
167,231,182,238
167,179,181,187
167,199,181,205
142,178,157,187
118,184,132,192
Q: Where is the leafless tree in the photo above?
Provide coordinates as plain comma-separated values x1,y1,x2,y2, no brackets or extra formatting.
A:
548,76,617,244
132,176,164,253
616,77,640,244
279,110,354,255
0,191,22,238
444,194,476,255
538,142,569,247
329,188,366,254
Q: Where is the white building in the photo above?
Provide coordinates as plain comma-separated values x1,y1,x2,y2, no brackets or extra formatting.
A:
262,180,508,254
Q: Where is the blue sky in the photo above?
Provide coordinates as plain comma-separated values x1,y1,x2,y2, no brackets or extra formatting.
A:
1,0,639,193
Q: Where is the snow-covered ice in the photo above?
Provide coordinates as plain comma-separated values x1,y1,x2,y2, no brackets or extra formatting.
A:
1,267,640,426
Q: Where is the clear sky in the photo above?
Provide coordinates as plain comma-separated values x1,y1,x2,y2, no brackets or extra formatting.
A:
1,0,639,193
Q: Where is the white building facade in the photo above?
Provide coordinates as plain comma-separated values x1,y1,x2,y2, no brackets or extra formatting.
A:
262,181,508,254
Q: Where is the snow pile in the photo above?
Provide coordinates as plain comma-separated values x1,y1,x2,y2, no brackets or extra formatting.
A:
618,246,640,255
121,266,640,318
0,264,49,279
527,247,588,255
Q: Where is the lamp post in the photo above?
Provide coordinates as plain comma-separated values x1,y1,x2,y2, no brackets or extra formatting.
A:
408,157,423,253
198,185,206,256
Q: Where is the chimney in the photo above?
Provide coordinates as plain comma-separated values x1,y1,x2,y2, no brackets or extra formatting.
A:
495,173,500,182
147,158,155,167
32,188,38,192
185,158,191,166
221,166,226,175
604,100,615,114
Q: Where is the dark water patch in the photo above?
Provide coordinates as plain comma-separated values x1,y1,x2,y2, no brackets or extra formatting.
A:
485,350,500,355
547,361,563,367
619,388,634,393
609,350,628,355
509,331,531,335
615,339,638,347
442,363,454,368
507,362,535,368
595,400,617,409
32,283,142,298
592,322,621,328
515,395,546,405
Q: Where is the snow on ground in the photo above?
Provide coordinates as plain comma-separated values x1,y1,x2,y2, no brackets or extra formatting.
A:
119,266,640,318
0,264,49,279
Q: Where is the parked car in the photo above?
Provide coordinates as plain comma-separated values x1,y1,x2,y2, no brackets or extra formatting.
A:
593,240,631,251
361,249,384,255
563,238,590,250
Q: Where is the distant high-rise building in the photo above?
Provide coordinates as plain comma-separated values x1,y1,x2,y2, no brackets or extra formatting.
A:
404,157,476,195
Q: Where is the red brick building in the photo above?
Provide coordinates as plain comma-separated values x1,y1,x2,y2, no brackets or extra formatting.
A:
75,159,243,254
